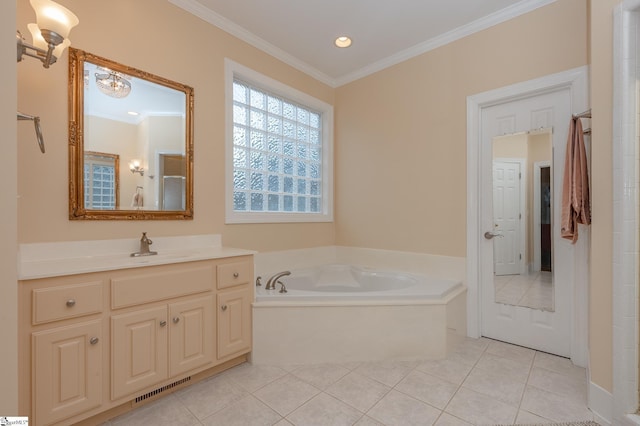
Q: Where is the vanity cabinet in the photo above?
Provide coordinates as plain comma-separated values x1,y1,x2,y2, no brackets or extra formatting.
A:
111,295,214,400
21,276,107,426
32,319,103,426
169,295,214,376
109,263,217,400
111,306,168,400
19,254,253,426
217,262,253,359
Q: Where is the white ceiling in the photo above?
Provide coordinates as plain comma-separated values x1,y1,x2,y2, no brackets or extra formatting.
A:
169,0,555,87
84,62,185,124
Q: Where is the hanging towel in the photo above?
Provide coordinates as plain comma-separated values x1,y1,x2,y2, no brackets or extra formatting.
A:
131,191,143,208
560,117,591,243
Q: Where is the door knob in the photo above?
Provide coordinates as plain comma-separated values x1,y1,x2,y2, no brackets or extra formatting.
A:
221,305,228,311
484,231,504,240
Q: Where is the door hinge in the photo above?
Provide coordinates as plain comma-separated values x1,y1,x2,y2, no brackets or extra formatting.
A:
519,172,522,179
519,253,522,260
519,213,521,219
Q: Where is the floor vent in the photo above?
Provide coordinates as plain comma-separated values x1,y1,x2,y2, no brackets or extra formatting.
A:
132,376,192,406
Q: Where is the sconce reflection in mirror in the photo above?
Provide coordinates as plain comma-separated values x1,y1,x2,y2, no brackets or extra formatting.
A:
16,0,79,154
129,160,144,176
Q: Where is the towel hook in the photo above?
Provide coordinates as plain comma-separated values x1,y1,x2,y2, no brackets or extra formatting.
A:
17,112,45,153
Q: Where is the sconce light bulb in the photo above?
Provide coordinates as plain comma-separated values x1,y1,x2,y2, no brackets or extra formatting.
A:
30,0,79,41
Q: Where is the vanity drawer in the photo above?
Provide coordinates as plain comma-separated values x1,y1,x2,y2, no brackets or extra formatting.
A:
111,263,215,309
32,281,103,325
217,261,253,290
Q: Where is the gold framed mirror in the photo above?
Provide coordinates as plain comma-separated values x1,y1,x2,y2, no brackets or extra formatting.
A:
68,48,194,220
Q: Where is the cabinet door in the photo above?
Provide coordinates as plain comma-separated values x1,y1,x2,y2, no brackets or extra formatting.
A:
169,295,214,376
111,306,168,400
32,320,102,426
217,287,252,359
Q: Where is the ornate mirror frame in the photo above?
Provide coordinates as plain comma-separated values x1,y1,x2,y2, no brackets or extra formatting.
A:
68,48,194,220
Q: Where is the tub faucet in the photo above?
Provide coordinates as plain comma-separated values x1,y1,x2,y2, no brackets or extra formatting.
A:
265,271,290,290
130,232,158,257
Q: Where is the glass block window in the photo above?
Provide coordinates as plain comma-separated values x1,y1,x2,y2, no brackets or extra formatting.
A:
84,153,118,210
225,59,333,223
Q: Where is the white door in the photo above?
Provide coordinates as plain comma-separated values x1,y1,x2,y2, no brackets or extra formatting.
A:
493,161,521,276
480,88,572,357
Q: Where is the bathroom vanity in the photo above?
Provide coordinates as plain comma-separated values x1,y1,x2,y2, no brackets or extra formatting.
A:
17,235,254,426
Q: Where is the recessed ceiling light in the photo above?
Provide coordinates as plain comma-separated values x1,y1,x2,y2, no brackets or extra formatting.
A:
335,36,352,48
127,111,139,116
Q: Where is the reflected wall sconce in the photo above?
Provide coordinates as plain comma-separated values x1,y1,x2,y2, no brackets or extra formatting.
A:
16,0,79,69
129,160,144,176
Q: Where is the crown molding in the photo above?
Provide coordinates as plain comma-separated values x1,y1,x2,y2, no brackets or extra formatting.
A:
169,0,556,88
168,0,338,87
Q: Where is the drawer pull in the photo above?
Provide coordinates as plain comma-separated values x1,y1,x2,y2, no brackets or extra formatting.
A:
233,272,239,278
172,317,180,324
160,320,167,327
89,337,99,345
66,299,76,307
221,305,228,311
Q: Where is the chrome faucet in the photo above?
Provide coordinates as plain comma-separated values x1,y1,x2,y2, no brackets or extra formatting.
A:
130,232,158,257
265,271,290,290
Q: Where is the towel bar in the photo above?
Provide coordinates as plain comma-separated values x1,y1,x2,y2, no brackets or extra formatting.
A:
17,111,45,153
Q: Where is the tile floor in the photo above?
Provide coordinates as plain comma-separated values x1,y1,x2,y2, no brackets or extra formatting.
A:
103,338,595,426
494,271,553,311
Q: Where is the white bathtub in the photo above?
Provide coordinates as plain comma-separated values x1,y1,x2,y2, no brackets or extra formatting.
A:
252,264,467,365
255,264,462,302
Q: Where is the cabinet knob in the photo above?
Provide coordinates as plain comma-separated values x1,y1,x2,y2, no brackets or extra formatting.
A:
172,317,180,324
233,272,239,278
221,305,228,311
66,299,76,307
89,337,99,345
160,320,167,327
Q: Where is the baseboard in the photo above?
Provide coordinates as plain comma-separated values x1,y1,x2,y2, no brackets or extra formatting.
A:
589,380,613,425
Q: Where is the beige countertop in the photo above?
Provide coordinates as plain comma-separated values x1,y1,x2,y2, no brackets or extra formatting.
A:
19,234,255,280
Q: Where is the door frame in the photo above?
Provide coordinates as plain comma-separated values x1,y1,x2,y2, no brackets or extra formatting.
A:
533,160,552,273
492,157,527,276
466,65,589,366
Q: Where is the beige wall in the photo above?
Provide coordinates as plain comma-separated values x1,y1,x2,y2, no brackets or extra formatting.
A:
16,0,336,252
334,0,588,257
588,0,619,393
1,0,18,415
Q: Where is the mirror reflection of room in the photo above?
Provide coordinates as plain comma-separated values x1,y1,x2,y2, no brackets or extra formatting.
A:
83,61,186,212
492,129,554,311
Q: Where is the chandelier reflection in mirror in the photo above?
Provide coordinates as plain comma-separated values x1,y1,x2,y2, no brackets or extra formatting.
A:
95,68,132,98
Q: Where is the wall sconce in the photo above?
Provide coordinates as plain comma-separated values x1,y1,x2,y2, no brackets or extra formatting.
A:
16,0,79,68
129,160,144,176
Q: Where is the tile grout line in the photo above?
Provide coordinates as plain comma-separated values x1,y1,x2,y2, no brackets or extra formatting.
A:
512,349,539,424
434,338,492,425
